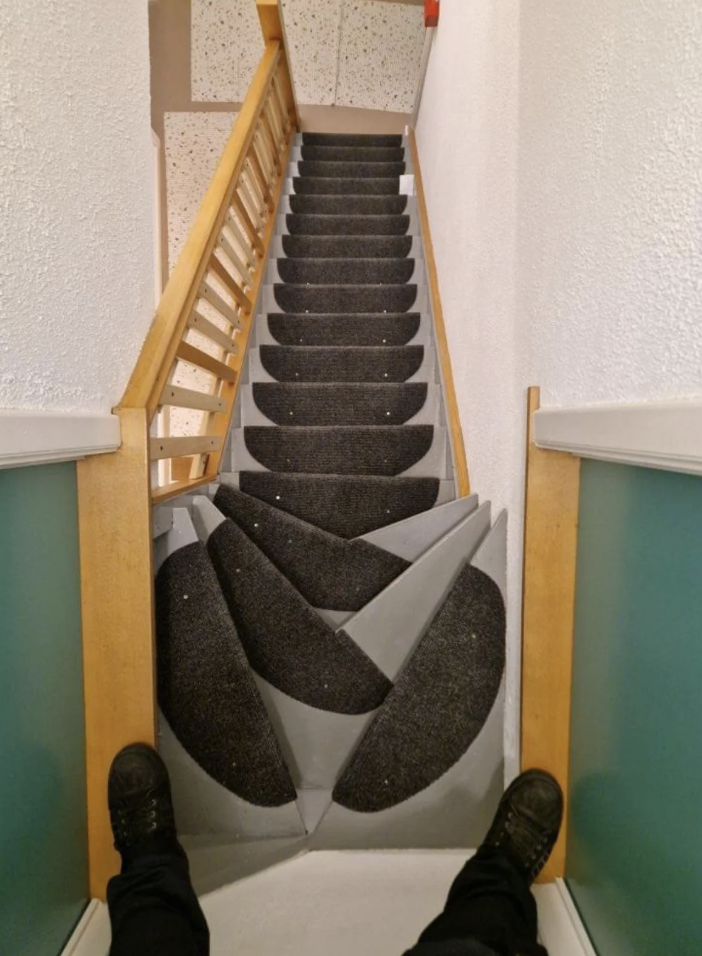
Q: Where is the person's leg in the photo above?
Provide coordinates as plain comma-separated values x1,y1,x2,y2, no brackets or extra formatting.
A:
404,769,563,956
106,743,210,956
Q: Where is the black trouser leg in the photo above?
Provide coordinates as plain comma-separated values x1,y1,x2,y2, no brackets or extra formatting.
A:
405,846,547,956
107,845,210,956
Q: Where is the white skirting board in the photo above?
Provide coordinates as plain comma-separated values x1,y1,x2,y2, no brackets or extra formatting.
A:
533,396,702,476
0,410,120,469
61,857,596,956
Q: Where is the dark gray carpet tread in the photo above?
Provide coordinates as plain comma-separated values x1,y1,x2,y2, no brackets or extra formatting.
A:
333,565,506,812
155,542,295,806
289,195,407,216
301,145,405,163
267,313,421,347
302,133,402,148
243,425,434,475
260,345,425,383
252,383,429,426
237,473,441,538
277,258,414,286
273,284,417,314
207,520,392,714
282,236,412,259
287,214,410,237
299,161,405,178
293,177,400,196
213,484,409,611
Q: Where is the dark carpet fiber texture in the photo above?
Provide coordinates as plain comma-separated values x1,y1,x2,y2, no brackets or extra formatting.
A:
213,484,409,610
292,177,400,196
277,257,414,286
333,564,506,812
266,313,421,347
236,473,442,538
289,195,407,216
155,542,295,806
274,283,417,314
243,425,434,475
298,161,406,179
300,145,405,163
287,214,410,237
207,519,392,714
302,133,402,148
252,383,429,426
282,236,412,258
260,345,425,382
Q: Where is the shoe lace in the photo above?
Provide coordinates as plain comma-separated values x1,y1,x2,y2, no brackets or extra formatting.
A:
493,808,553,879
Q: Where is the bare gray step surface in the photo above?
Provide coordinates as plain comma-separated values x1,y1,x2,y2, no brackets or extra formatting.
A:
302,133,402,148
279,235,413,259
300,145,405,163
274,258,416,286
229,473,450,539
262,313,423,347
298,161,406,179
182,834,308,898
289,194,408,217
237,424,438,476
154,510,297,807
205,515,392,715
341,503,492,680
247,383,433,427
292,177,400,196
359,493,480,561
212,483,409,612
285,214,410,237
255,345,427,383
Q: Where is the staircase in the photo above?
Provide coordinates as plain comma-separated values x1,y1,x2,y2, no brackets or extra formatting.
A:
152,132,507,866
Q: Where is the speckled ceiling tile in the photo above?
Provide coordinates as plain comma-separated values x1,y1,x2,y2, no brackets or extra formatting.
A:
336,0,425,113
281,0,343,107
164,111,238,270
191,0,264,103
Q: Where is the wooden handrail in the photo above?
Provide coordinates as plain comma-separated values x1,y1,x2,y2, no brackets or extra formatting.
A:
77,0,299,900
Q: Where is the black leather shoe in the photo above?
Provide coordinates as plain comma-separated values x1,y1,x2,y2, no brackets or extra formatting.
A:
482,768,564,884
108,743,178,859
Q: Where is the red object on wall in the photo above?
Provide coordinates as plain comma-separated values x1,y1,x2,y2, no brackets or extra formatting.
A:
425,0,439,28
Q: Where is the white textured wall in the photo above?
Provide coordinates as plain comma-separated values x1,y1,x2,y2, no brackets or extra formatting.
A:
417,0,702,776
416,0,522,775
0,0,154,414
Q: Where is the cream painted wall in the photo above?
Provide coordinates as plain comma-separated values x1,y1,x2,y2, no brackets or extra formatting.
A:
417,0,702,776
0,0,155,414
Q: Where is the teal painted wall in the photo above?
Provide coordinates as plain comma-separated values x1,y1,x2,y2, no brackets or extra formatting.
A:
567,460,702,955
0,463,88,956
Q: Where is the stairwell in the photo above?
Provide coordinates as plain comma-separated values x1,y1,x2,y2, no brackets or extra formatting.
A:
152,132,507,863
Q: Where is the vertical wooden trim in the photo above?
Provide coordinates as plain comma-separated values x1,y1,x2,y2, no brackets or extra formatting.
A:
77,408,157,900
256,0,301,128
521,386,581,882
408,129,471,496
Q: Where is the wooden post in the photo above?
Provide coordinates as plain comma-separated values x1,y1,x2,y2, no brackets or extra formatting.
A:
77,408,157,899
256,0,300,129
521,386,581,881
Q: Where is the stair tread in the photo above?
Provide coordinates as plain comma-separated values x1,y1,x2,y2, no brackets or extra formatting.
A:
289,195,408,216
302,133,403,148
276,258,415,285
256,344,427,383
272,283,418,314
299,161,406,178
266,313,421,346
281,235,412,258
292,177,401,196
286,214,410,237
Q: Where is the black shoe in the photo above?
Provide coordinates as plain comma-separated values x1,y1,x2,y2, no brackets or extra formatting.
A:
108,743,178,860
481,768,564,884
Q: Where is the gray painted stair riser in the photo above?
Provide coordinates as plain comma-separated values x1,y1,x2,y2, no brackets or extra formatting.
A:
247,346,438,385
252,312,431,347
262,284,429,313
341,503,492,680
238,382,441,427
265,257,426,286
359,494,480,561
228,426,450,479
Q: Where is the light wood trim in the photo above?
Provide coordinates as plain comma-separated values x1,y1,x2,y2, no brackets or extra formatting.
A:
254,123,276,185
199,276,243,329
256,0,300,128
248,147,274,212
150,434,223,460
224,212,257,271
218,233,253,288
160,384,227,413
186,311,238,354
265,97,285,150
238,174,265,234
176,341,238,383
244,157,267,214
120,41,281,416
408,129,470,496
231,194,265,257
152,475,212,504
261,110,283,173
272,71,291,135
521,386,581,882
208,255,253,314
77,408,156,899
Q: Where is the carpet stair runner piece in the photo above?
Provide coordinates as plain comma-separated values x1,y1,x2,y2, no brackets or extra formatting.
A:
153,132,506,854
